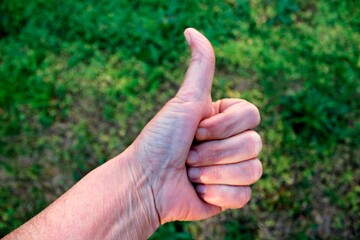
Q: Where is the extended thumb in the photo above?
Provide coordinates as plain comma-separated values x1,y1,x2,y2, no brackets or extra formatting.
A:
177,28,215,102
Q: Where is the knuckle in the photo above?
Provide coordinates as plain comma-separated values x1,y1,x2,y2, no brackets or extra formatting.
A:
249,159,263,182
241,187,252,206
246,103,261,127
245,131,263,157
232,186,252,208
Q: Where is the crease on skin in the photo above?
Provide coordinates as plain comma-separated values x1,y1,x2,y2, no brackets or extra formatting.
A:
149,185,161,226
189,52,215,65
131,170,155,238
210,99,247,116
111,154,160,239
212,99,224,115
171,88,213,118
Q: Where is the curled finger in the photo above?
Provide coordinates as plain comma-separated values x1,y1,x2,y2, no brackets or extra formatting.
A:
195,184,252,209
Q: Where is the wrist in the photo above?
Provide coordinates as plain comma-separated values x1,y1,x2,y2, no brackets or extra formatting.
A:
129,135,183,225
110,146,161,237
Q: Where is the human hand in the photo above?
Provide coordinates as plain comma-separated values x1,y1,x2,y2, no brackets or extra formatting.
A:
129,28,262,224
3,28,262,240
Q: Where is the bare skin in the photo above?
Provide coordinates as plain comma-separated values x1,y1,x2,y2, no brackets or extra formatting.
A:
4,28,262,239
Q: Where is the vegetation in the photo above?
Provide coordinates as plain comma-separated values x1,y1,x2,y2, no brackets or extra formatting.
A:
1,0,359,239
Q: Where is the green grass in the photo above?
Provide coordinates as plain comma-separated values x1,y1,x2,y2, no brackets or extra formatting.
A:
1,0,359,239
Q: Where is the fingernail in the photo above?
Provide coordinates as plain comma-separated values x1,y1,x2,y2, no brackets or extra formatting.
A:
196,128,208,140
188,167,201,180
196,185,206,194
184,30,191,45
187,150,199,164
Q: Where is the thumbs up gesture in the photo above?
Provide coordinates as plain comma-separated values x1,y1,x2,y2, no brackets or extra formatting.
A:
130,28,262,224
3,28,262,240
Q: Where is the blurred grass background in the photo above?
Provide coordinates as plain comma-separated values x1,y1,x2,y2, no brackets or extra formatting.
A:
0,0,359,239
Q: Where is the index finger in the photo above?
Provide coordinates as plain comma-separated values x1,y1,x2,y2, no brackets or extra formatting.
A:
195,99,261,141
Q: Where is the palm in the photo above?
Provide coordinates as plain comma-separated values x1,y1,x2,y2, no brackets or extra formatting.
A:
137,98,219,222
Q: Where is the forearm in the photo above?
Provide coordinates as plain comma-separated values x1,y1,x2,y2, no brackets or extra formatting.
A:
5,148,160,240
